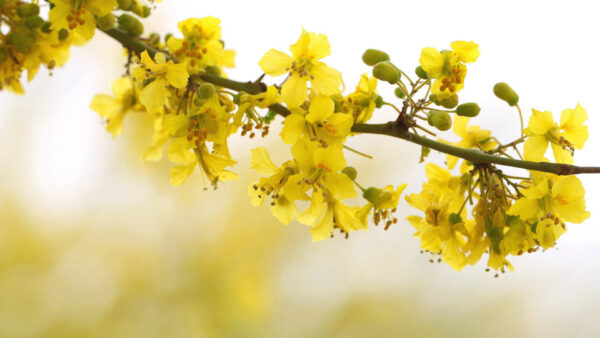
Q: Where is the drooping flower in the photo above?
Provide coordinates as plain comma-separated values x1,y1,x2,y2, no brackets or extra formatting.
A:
90,77,139,137
259,29,341,108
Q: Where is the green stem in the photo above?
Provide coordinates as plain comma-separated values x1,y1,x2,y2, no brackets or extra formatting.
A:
101,28,600,176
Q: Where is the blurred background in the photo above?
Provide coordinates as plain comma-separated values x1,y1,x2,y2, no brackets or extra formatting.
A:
2,0,600,337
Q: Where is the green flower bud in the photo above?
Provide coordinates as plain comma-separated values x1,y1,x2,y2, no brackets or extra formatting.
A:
164,33,173,43
41,21,52,33
374,95,384,108
24,15,44,28
456,102,481,117
372,61,400,84
96,13,115,31
394,87,405,99
118,14,143,37
0,50,7,63
341,166,358,181
205,65,221,76
362,49,390,66
148,32,160,46
415,66,429,79
363,187,392,205
263,109,277,124
58,28,69,41
333,98,342,112
197,83,216,99
427,111,452,131
429,94,438,103
17,3,39,17
439,94,458,109
493,82,519,106
233,92,243,105
118,0,132,10
448,213,463,225
7,31,35,53
134,5,151,18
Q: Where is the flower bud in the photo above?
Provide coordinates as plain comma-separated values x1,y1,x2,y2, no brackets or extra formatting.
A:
493,82,519,106
96,13,115,31
24,15,44,29
17,3,39,17
427,111,452,131
415,66,429,79
58,28,69,41
362,49,390,66
164,33,173,43
205,65,221,76
363,187,392,205
439,95,458,109
118,0,132,10
372,61,400,84
148,32,160,46
448,213,463,225
439,94,458,109
134,5,151,18
233,92,243,105
41,21,52,33
118,14,143,37
456,102,481,117
374,95,384,108
7,31,34,53
197,83,216,99
341,166,358,180
394,87,405,99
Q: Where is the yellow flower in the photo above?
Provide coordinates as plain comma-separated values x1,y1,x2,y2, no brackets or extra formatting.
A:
280,94,352,146
249,147,299,224
523,106,588,164
308,199,366,242
90,77,138,138
419,41,479,99
283,138,356,202
508,175,590,225
442,116,497,169
167,17,226,73
340,73,379,124
49,0,116,45
406,185,469,271
259,29,341,108
132,51,189,114
358,184,406,228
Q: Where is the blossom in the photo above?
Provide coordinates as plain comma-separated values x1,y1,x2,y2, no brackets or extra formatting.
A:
49,0,116,44
131,51,189,114
419,40,479,99
167,17,229,73
523,105,588,164
442,116,497,170
259,29,341,108
280,94,352,146
340,73,379,124
90,77,139,137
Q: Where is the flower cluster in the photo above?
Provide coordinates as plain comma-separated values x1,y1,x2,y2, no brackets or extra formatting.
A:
2,1,594,273
0,0,159,93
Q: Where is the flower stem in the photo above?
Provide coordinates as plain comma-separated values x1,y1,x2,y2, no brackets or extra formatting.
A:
101,28,600,176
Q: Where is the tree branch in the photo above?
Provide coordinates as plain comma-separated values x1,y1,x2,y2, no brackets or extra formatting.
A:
101,28,600,176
